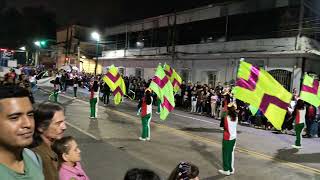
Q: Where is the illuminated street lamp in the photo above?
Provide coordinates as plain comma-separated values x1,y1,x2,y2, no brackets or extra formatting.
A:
34,41,41,47
91,31,100,75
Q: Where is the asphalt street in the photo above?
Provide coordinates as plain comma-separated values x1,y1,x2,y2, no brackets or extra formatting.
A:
33,85,320,180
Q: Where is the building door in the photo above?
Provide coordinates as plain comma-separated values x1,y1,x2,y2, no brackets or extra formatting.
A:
207,71,217,87
268,69,292,91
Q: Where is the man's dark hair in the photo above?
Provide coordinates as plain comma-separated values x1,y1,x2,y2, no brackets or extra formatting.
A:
30,102,64,147
0,85,33,111
124,168,161,180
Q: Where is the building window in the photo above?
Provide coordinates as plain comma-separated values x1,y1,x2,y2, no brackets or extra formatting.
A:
118,67,125,76
135,68,143,78
207,71,217,87
268,69,292,91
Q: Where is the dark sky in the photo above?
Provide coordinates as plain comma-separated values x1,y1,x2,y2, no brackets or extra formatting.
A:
4,0,226,27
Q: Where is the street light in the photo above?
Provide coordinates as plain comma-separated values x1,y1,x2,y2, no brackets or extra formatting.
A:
34,41,41,47
19,46,26,51
91,31,100,75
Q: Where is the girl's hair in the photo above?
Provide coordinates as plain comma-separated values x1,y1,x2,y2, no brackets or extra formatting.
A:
145,90,152,105
168,162,199,180
51,136,75,169
92,81,99,92
295,99,304,110
124,168,160,180
227,106,237,121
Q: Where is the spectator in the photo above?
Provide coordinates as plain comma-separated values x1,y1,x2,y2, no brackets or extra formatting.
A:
124,168,161,180
31,102,67,180
168,161,199,180
190,91,197,113
0,85,44,179
210,90,218,118
101,82,111,105
52,136,90,180
73,77,78,98
306,104,318,138
183,91,190,111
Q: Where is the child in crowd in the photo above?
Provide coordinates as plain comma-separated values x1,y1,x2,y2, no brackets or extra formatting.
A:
52,136,90,180
191,92,197,113
183,91,190,111
168,161,199,180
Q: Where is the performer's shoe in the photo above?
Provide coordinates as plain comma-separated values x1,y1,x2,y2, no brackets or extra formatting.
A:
218,170,231,176
291,145,302,149
146,137,151,141
139,137,146,141
156,112,160,115
230,170,235,174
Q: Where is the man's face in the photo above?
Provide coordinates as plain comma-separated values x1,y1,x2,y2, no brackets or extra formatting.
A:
0,97,34,148
40,110,66,141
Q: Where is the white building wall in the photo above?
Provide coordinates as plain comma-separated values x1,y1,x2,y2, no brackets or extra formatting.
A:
125,68,136,77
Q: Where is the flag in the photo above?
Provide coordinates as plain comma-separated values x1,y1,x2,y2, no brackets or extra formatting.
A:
233,60,292,130
102,65,126,105
149,64,175,120
300,74,320,107
163,64,182,93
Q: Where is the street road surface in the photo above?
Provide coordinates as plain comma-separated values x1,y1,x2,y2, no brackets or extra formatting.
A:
34,86,320,180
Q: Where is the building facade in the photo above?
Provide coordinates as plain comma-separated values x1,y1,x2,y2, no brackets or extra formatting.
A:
56,25,104,73
99,0,320,92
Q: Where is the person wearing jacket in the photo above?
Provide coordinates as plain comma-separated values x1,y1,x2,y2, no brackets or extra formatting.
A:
219,102,238,176
292,99,306,149
137,89,153,141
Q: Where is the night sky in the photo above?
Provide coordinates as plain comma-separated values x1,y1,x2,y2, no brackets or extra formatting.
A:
4,0,226,27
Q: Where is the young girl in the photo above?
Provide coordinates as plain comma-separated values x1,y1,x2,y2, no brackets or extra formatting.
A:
89,79,99,118
168,161,199,180
137,89,153,141
292,99,306,149
219,102,238,176
52,136,90,180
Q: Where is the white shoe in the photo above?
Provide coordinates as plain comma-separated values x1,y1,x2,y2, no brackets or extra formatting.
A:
156,112,160,114
230,170,235,174
218,170,230,176
139,137,146,141
291,145,302,149
220,128,224,131
146,137,150,141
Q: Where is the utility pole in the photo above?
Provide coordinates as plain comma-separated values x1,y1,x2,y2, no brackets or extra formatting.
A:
171,12,177,66
295,0,304,50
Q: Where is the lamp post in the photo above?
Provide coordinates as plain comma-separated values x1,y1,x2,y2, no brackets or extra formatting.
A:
91,32,100,75
33,41,41,66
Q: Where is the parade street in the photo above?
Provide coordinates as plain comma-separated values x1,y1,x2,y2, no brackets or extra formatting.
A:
34,86,320,180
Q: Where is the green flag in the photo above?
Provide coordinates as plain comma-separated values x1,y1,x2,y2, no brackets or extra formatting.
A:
149,65,175,120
